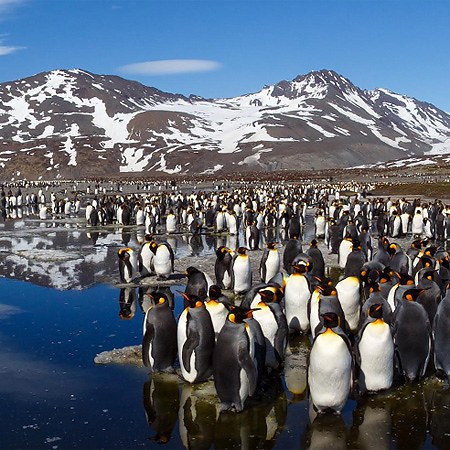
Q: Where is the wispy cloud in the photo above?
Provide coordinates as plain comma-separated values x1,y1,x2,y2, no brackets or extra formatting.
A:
118,59,222,76
0,44,24,55
0,0,23,14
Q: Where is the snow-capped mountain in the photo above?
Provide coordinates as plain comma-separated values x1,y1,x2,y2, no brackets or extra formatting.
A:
0,68,449,179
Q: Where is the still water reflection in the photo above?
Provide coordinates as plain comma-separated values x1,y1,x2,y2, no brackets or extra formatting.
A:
1,276,450,449
1,218,450,449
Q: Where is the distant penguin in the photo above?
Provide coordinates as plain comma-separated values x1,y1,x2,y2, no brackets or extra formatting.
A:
135,207,145,226
392,288,432,382
314,212,326,239
231,247,252,295
307,239,325,278
284,261,311,334
166,210,177,233
213,306,258,412
214,246,234,290
338,235,353,269
260,242,280,283
246,222,260,250
142,293,177,372
177,293,215,384
356,303,394,394
150,241,175,279
308,312,353,414
118,247,137,283
433,284,450,381
138,238,155,277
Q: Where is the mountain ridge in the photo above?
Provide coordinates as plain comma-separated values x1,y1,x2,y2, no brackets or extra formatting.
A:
0,68,449,180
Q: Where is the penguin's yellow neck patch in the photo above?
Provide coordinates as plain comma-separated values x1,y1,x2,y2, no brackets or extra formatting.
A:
229,313,236,323
371,318,385,326
323,328,336,336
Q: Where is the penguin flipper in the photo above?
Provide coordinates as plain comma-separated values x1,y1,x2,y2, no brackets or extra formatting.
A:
182,330,200,373
142,323,155,367
238,343,258,396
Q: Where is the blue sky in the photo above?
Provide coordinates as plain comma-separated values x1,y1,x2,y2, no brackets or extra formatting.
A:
1,0,449,112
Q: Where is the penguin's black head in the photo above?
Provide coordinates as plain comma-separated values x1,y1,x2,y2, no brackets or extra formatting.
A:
399,274,414,286
267,241,277,249
313,275,333,286
149,241,158,254
368,303,383,319
228,305,260,323
368,280,381,294
259,289,276,303
317,284,337,297
387,243,398,256
320,312,340,329
208,284,222,300
151,293,169,305
310,239,318,247
403,288,426,302
185,266,201,277
292,261,309,273
237,247,248,255
179,292,204,308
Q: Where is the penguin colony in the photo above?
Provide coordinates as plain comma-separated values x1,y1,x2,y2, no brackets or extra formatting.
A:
109,183,450,416
4,180,449,416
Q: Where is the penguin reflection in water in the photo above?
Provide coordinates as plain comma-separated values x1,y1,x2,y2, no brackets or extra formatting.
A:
213,306,259,412
308,312,353,414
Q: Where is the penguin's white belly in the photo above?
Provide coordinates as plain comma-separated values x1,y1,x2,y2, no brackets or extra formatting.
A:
154,247,172,275
284,276,310,333
177,310,198,383
308,333,352,413
336,278,360,332
253,308,278,369
309,294,320,339
205,302,227,339
263,251,280,283
233,259,251,292
358,322,394,391
166,216,177,233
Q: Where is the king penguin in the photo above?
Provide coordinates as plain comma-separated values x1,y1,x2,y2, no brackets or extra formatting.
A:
214,246,234,290
392,288,432,382
150,241,175,280
142,293,177,372
308,312,353,414
433,283,450,381
138,236,155,277
177,293,215,384
356,303,394,394
284,261,311,335
231,247,252,295
118,247,137,283
260,242,281,283
213,305,258,412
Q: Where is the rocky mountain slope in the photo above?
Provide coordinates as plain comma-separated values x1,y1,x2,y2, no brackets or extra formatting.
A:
0,68,449,179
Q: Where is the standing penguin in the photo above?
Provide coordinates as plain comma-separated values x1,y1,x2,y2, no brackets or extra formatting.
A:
214,246,234,290
138,237,155,277
246,221,260,250
177,293,215,384
184,266,213,302
150,241,175,280
308,312,353,414
118,247,137,283
252,289,288,372
336,275,361,333
344,239,367,278
284,261,311,335
231,247,252,295
260,242,281,283
338,234,353,269
307,240,325,278
213,306,258,412
142,293,177,372
433,284,450,381
392,288,432,382
283,235,303,274
356,303,394,394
